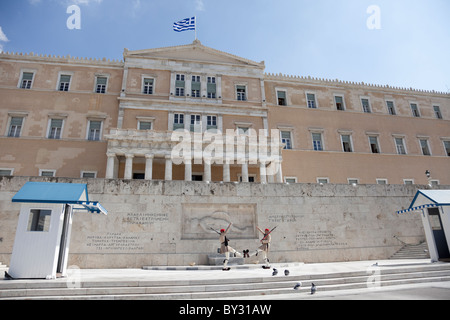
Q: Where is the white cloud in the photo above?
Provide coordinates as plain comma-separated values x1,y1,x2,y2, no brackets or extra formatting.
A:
0,27,8,53
195,0,205,11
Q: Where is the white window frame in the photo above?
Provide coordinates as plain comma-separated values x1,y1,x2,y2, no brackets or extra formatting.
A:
442,139,450,157
137,116,155,131
385,100,397,115
276,89,288,106
311,131,324,151
47,118,65,140
18,70,36,89
403,179,415,185
317,177,329,184
376,178,388,185
360,97,372,113
236,84,247,101
410,102,421,118
86,120,104,141
56,71,74,92
39,169,56,177
433,105,443,120
284,177,298,184
340,134,354,153
348,178,359,185
393,135,408,155
207,76,217,99
368,134,381,154
6,116,25,138
333,94,346,111
81,171,97,179
94,74,109,94
280,130,293,150
0,168,14,176
418,138,432,156
306,92,318,109
142,76,155,95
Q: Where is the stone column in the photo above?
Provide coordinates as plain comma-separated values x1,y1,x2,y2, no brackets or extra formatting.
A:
165,156,173,181
241,160,249,183
203,160,212,182
184,158,192,182
145,154,154,180
223,162,231,182
259,161,267,184
106,153,116,179
124,154,134,180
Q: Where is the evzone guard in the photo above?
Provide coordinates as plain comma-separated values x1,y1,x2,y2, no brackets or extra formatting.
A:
243,226,277,269
213,223,242,271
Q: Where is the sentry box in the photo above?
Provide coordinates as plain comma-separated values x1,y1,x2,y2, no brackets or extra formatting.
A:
8,182,107,279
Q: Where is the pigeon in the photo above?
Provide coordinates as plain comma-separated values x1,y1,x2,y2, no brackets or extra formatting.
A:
272,268,278,276
294,282,302,290
284,270,290,276
311,283,317,295
372,262,378,267
4,271,13,280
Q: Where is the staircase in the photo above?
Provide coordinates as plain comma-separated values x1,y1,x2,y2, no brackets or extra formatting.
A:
1,263,450,300
390,242,430,260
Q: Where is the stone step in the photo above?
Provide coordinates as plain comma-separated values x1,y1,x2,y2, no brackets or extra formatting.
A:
390,243,430,260
1,263,450,300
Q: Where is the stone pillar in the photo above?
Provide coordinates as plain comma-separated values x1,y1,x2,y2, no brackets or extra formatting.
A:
184,159,192,182
124,154,134,180
145,154,154,180
223,162,231,182
259,161,267,184
203,160,212,182
241,160,249,183
106,153,116,179
165,156,173,181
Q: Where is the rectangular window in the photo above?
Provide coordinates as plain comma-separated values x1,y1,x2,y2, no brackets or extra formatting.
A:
277,91,287,106
207,77,216,99
27,209,52,232
444,141,450,157
21,72,34,89
88,121,102,141
307,93,317,109
335,96,345,111
190,114,201,132
81,171,97,179
369,136,380,154
312,133,323,151
395,137,407,155
0,169,13,176
175,74,185,97
40,170,55,177
8,117,24,138
191,75,201,98
386,101,396,115
143,78,154,95
173,113,184,130
341,135,353,152
376,179,388,185
138,121,152,131
207,115,217,130
236,85,247,101
410,103,420,117
96,76,107,94
281,131,292,150
434,106,443,119
348,179,359,185
48,119,63,139
419,139,431,156
58,75,71,92
361,98,371,113
317,178,329,184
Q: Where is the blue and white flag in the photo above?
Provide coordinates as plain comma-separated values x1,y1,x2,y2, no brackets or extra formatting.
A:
173,17,196,32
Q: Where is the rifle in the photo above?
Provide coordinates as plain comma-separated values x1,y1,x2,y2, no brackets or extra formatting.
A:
209,227,221,235
262,226,278,241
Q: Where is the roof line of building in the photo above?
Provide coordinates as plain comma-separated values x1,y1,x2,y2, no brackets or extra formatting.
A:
264,72,450,97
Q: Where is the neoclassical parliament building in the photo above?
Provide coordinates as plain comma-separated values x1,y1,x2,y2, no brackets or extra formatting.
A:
1,40,449,186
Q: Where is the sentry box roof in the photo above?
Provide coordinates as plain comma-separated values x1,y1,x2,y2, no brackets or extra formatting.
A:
12,182,107,215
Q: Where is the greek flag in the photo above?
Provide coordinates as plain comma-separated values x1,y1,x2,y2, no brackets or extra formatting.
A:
173,17,196,32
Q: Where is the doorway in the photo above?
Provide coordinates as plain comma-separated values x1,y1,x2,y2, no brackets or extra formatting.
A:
428,208,450,261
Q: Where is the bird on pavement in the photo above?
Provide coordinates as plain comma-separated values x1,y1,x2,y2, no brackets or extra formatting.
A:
311,283,317,295
272,268,278,276
294,282,302,290
284,269,290,276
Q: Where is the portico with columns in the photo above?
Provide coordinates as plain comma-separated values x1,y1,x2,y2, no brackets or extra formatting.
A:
104,129,284,183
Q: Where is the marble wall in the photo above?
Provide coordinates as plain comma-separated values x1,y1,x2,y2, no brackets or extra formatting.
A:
0,177,429,268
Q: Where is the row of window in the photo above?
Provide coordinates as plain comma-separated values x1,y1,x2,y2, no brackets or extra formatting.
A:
6,116,103,141
276,91,445,119
173,75,219,99
19,71,109,94
284,177,441,187
0,169,97,179
280,130,450,157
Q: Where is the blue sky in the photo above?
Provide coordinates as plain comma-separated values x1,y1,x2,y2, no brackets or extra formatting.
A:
0,0,449,92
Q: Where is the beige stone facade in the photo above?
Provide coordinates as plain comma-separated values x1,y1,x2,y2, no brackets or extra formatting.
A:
1,40,449,185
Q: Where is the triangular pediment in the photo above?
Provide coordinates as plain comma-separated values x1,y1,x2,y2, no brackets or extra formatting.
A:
125,40,265,69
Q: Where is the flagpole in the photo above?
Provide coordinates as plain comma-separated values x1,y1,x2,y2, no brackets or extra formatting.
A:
194,16,197,41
